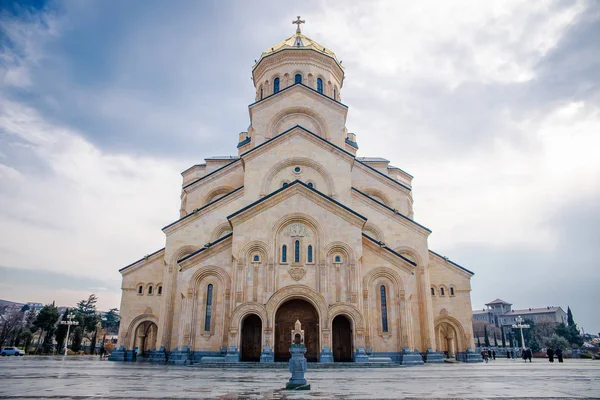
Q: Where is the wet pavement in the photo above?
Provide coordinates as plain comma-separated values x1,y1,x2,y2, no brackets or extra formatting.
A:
0,356,599,399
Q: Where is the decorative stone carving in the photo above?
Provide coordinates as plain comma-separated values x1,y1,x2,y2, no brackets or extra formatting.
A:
289,267,306,281
144,307,153,314
288,222,308,237
440,308,449,316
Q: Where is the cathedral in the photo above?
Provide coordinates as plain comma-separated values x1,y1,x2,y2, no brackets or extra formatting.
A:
110,19,480,365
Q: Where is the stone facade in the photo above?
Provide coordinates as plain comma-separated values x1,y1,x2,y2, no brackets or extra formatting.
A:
111,24,479,364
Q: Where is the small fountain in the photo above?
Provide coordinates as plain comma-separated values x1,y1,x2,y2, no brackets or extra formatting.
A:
285,319,310,390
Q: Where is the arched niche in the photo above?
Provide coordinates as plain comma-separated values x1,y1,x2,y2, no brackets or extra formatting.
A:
261,157,335,197
266,107,329,140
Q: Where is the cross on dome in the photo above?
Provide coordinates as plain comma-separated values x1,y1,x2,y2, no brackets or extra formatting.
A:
292,16,305,34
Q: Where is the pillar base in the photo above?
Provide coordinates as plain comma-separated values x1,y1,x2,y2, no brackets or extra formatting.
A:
424,348,445,364
108,346,127,362
462,348,483,363
401,347,424,366
354,346,369,363
168,346,191,365
149,346,168,363
224,346,240,362
319,346,334,363
260,345,274,363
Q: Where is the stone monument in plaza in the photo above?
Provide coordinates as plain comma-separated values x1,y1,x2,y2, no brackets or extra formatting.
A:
110,16,480,366
286,320,310,390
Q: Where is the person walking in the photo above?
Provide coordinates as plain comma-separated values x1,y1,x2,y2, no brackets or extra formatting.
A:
481,348,489,363
492,349,496,360
547,347,554,362
506,350,510,359
526,348,532,362
556,348,564,363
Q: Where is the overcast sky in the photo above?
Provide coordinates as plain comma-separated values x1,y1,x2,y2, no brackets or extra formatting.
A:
1,0,599,334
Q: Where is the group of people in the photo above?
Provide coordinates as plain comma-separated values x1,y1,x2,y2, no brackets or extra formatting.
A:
480,348,496,362
521,348,533,362
547,347,564,363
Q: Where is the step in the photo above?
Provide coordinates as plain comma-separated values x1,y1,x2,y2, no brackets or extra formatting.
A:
189,362,405,369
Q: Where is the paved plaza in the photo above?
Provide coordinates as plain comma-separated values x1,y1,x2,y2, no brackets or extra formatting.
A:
0,357,599,399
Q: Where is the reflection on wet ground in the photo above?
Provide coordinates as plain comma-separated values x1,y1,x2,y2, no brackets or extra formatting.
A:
0,356,599,399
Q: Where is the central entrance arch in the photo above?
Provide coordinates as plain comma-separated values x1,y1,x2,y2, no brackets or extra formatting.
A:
275,299,319,361
332,315,352,362
241,314,262,361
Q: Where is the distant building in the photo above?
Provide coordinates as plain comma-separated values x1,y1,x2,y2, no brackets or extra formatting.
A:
473,298,567,336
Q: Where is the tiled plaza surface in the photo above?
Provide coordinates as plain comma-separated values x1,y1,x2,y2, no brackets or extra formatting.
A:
0,356,599,399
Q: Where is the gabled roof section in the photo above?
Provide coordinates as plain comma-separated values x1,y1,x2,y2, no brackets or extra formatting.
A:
183,158,242,190
249,82,348,109
354,159,411,192
357,157,389,163
119,247,165,274
429,250,474,276
352,187,431,235
485,298,512,306
227,180,366,227
240,124,355,163
162,186,244,232
362,233,417,267
178,233,233,266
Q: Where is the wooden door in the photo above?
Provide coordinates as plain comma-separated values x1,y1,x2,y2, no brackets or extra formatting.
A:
332,315,352,362
241,314,262,361
275,299,319,361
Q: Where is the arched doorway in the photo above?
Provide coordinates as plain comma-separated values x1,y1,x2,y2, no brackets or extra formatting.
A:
241,314,262,361
275,299,319,361
332,315,352,362
133,321,158,357
436,322,458,359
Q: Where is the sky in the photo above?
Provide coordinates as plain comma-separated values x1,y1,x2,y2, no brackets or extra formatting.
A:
1,0,599,334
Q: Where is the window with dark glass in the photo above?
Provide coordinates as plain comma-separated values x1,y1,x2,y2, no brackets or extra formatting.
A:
253,255,259,262
282,245,287,263
430,287,435,296
440,287,445,296
274,78,280,93
295,74,302,84
307,182,313,188
333,87,337,99
450,287,454,296
335,255,341,263
317,78,323,94
138,285,143,294
148,286,153,295
158,286,163,295
260,88,263,99
380,285,389,332
282,182,289,187
307,245,313,263
295,240,300,263
205,284,213,331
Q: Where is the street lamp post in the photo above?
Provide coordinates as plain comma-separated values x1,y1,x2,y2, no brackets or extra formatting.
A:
59,313,79,357
511,315,530,351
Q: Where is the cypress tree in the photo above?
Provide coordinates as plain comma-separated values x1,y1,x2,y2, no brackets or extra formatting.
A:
484,325,490,347
501,328,507,347
477,336,481,348
494,330,498,347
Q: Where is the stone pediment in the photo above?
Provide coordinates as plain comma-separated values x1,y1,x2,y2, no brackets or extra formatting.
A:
240,125,355,164
227,180,366,229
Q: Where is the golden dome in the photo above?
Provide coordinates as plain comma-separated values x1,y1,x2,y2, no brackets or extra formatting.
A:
253,17,343,71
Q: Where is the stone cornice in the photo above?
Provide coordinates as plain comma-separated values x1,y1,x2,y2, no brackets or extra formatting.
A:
353,160,411,193
178,233,233,270
183,159,243,192
240,125,355,165
252,50,344,85
162,187,245,235
429,250,474,277
228,180,366,229
119,248,165,275
351,187,431,238
362,234,415,273
249,83,348,117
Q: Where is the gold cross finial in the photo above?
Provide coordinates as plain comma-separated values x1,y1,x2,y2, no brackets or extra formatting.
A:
292,16,305,34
